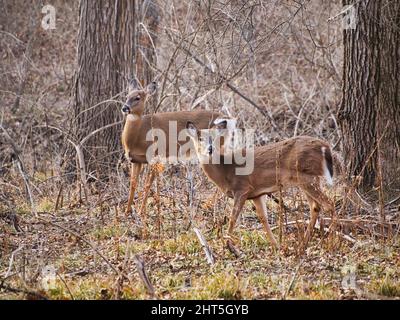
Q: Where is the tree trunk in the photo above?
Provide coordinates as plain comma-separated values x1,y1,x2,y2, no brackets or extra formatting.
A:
339,0,400,199
135,0,159,89
71,0,159,179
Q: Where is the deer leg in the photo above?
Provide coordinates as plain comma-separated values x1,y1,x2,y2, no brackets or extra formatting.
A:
253,195,279,250
226,193,247,243
138,165,158,237
305,181,337,246
223,193,247,257
303,196,321,249
125,163,142,215
301,182,334,249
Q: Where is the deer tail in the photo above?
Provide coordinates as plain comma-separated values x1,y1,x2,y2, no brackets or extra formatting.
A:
322,146,334,186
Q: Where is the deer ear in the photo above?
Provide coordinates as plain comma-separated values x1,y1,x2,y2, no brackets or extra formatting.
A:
146,81,157,95
213,119,228,130
128,78,139,91
214,118,237,132
186,121,198,137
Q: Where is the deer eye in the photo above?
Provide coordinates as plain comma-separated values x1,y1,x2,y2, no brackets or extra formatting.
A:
127,95,141,105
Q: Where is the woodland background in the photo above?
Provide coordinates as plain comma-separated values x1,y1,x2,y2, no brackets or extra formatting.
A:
0,0,399,299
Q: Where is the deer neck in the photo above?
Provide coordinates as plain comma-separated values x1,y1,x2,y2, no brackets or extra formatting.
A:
200,154,233,187
122,114,143,152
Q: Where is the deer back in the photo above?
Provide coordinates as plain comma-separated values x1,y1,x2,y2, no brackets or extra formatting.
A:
122,110,221,160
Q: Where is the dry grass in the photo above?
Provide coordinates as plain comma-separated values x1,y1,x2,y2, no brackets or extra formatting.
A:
1,176,399,300
1,0,399,300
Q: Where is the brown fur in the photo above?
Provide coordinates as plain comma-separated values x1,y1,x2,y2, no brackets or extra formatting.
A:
194,135,335,250
122,110,221,163
121,90,221,216
202,136,332,199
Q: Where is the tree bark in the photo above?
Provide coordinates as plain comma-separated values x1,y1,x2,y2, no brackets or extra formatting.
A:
71,0,159,179
134,0,159,113
339,0,400,198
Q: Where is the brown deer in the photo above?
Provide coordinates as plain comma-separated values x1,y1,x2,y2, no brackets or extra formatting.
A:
186,120,335,251
121,80,230,229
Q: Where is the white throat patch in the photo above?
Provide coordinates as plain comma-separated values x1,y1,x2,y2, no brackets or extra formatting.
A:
127,114,140,121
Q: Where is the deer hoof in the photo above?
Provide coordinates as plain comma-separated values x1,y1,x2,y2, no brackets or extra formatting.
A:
223,234,239,244
223,235,241,258
270,239,280,251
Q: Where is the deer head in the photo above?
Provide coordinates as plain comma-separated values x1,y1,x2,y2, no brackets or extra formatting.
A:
121,79,157,116
186,119,233,161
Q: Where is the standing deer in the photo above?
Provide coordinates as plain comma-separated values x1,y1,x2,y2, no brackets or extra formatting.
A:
121,80,230,232
186,120,335,251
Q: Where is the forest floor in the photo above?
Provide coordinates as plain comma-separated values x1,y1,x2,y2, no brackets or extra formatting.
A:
1,172,399,300
1,0,399,301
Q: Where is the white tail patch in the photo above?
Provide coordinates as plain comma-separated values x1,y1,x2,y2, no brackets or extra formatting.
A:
322,146,333,186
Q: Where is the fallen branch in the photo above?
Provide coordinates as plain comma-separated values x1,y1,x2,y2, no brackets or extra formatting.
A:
4,245,24,279
134,255,156,298
315,220,357,244
0,282,47,300
270,219,357,243
193,227,215,265
282,259,303,300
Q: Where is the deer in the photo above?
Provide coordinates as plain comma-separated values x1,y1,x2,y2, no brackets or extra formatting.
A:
121,80,234,234
186,120,335,251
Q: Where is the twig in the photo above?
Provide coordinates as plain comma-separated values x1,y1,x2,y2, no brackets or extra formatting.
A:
271,220,303,231
0,124,37,217
270,219,357,244
56,273,74,300
134,255,156,298
4,245,24,279
282,259,303,300
54,183,64,211
38,121,122,195
36,216,120,275
385,194,400,207
293,86,316,137
0,282,47,300
167,32,281,132
193,227,215,265
15,161,37,217
327,2,361,22
11,3,39,113
314,220,357,244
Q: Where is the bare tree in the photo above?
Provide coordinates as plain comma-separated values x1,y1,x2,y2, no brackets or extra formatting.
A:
338,0,400,198
70,0,159,179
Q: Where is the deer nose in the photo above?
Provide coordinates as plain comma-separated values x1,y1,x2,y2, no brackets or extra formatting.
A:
121,105,130,113
208,146,213,154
